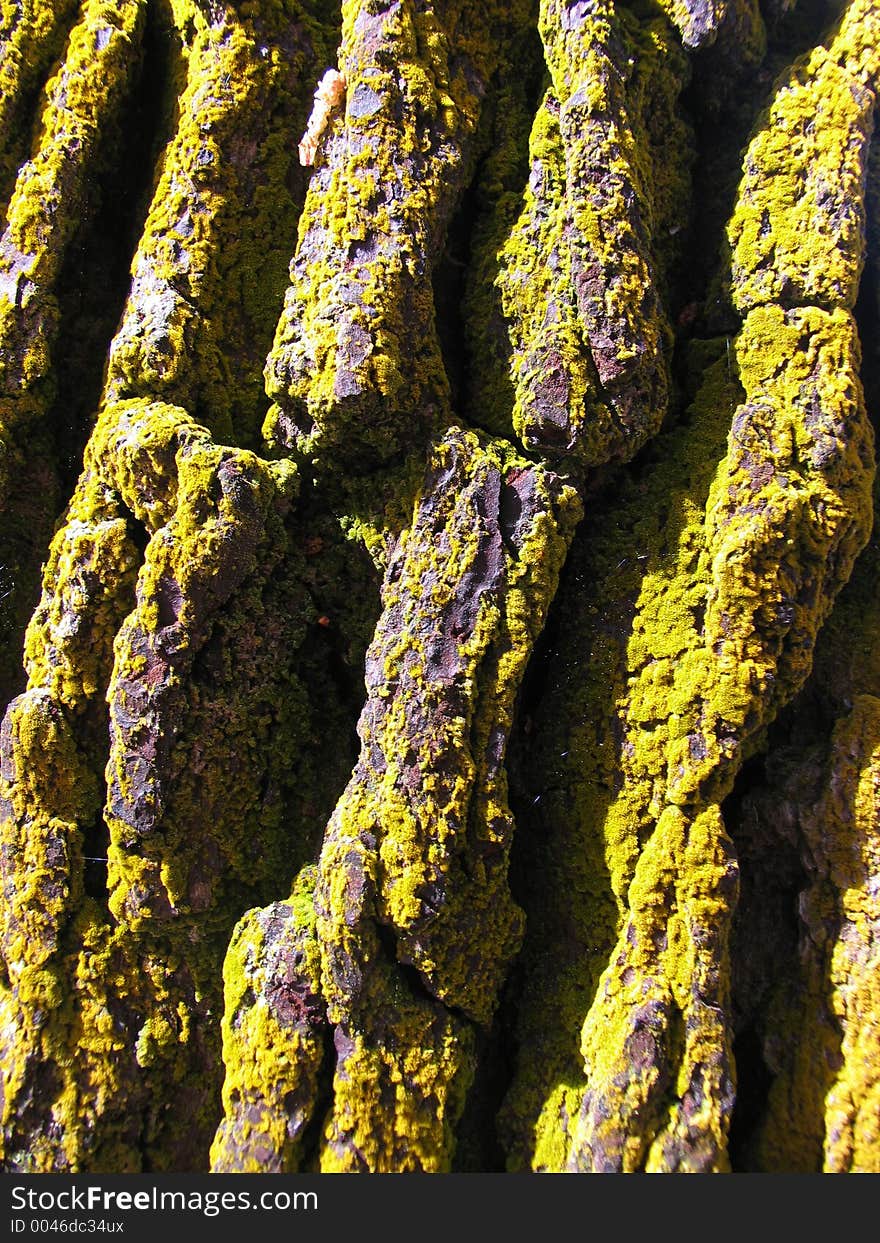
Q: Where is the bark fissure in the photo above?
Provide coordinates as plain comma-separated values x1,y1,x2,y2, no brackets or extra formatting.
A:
1,0,880,1176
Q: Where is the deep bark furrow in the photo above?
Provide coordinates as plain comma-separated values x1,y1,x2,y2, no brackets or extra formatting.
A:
502,0,875,1172
0,0,349,1172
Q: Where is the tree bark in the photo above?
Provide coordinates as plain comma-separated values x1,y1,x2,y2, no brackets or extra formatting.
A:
0,0,879,1172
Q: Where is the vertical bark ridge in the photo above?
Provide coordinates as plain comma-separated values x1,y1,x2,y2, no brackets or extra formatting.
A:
263,0,532,473
726,103,880,1171
501,0,875,1172
0,0,350,1171
0,0,146,706
0,0,82,224
214,0,689,1171
467,0,692,465
0,0,878,1177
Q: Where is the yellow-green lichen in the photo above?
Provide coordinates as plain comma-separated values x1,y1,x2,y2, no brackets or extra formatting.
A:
501,0,876,1171
100,414,303,932
3,0,880,1181
731,463,880,1171
652,0,729,47
652,0,765,67
568,804,737,1171
1,312,343,1172
0,0,146,703
314,799,477,1172
1,0,146,440
757,697,880,1172
480,0,690,466
104,0,334,447
503,282,871,1170
0,689,101,975
306,425,579,1171
1,0,357,1176
211,868,326,1173
263,0,524,469
728,41,875,312
500,342,742,1169
0,0,81,225
325,428,579,1023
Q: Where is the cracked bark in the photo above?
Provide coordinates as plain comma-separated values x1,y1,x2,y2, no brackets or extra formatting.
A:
1,0,879,1173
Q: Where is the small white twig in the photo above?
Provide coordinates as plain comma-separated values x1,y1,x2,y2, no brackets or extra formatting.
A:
298,68,347,167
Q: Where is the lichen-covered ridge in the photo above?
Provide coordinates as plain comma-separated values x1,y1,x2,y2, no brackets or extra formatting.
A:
501,0,877,1172
0,0,82,224
215,0,585,1171
466,0,691,466
0,0,146,707
725,33,880,1168
0,0,355,1171
1,0,880,1175
213,0,701,1172
264,0,528,471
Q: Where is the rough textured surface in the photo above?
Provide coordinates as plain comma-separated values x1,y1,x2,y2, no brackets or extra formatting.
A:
499,345,746,1171
2,0,880,1176
210,870,328,1173
103,0,331,449
264,0,528,471
0,0,145,706
500,0,876,1172
0,0,81,219
0,396,325,1170
309,428,578,1171
729,687,880,1172
0,0,364,1172
467,0,690,466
